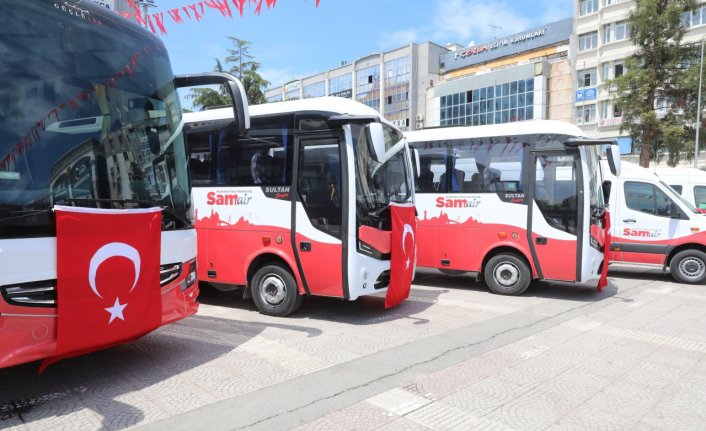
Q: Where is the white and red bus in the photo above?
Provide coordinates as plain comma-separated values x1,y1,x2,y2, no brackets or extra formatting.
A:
184,97,416,316
0,2,247,368
405,121,620,295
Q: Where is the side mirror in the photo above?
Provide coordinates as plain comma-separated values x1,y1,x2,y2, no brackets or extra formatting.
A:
412,147,421,178
602,180,612,203
174,73,250,136
605,143,621,177
367,123,387,163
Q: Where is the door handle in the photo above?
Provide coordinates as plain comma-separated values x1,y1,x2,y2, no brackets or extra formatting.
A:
623,219,636,224
300,242,311,252
536,237,547,245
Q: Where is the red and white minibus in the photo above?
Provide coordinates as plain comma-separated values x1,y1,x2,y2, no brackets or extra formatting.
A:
603,161,706,284
0,2,248,368
405,121,620,295
184,97,416,316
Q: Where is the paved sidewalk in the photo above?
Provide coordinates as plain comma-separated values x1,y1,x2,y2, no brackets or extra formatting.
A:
289,269,706,431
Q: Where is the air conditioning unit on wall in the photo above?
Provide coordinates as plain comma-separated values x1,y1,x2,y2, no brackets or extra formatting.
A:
416,122,424,129
415,114,424,121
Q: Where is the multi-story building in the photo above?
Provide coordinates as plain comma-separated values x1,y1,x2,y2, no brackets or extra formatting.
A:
428,18,574,128
265,19,574,132
264,43,448,131
574,0,706,154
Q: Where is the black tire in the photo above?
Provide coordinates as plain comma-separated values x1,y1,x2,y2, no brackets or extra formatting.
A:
250,263,302,316
669,249,706,284
483,253,531,295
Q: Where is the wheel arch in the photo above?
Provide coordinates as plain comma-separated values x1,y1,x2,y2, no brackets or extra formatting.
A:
666,243,706,268
245,251,303,298
481,245,535,279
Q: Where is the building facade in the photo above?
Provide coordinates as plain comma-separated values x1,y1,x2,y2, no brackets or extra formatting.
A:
264,43,448,131
574,0,706,154
428,18,574,129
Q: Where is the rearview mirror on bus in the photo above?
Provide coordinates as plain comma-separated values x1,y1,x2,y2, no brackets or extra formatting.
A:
367,122,387,163
605,143,621,177
174,73,250,136
412,147,421,178
602,180,612,203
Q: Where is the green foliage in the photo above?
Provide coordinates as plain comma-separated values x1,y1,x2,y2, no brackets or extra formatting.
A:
187,38,271,110
611,0,700,167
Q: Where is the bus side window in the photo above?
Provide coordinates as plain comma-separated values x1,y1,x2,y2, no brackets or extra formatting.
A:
415,146,447,193
186,129,214,186
671,184,683,195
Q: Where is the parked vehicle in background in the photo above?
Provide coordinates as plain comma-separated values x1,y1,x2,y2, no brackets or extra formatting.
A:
603,161,706,284
654,167,706,211
405,121,619,295
0,2,248,368
184,98,416,316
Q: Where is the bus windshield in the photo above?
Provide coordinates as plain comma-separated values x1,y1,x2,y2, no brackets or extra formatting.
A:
0,2,190,238
353,123,411,220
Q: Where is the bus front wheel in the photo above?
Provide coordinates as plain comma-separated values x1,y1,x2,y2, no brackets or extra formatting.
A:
484,253,531,295
670,249,706,284
251,263,302,316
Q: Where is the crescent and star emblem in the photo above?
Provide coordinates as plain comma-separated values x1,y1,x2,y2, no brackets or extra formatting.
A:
88,242,141,325
402,224,415,270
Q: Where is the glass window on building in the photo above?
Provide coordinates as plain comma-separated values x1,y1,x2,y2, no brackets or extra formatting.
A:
579,0,598,16
385,57,411,129
685,6,706,27
303,81,325,99
615,20,629,40
285,90,300,101
329,73,352,98
576,104,597,125
266,93,283,103
356,64,381,111
603,24,612,43
577,68,597,88
439,77,535,127
578,31,598,52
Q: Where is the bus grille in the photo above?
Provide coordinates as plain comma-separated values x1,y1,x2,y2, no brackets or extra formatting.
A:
1,281,56,308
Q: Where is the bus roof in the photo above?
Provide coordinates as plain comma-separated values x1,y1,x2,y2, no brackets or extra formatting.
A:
404,120,587,142
184,97,384,123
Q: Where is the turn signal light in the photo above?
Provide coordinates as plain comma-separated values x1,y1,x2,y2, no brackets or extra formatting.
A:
262,236,271,246
498,232,507,239
691,227,700,233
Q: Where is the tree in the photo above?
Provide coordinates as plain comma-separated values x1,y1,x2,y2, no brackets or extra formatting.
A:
187,38,270,110
611,0,699,167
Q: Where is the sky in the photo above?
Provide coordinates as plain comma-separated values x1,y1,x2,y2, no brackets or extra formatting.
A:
157,0,574,109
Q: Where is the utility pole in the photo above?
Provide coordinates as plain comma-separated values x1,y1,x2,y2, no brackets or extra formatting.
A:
696,38,704,169
489,25,502,39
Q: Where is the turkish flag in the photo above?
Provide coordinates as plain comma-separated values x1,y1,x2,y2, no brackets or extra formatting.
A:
385,204,416,309
598,210,611,292
42,206,162,370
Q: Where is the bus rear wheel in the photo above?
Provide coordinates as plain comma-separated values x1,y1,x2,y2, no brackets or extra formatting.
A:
484,253,531,295
670,250,706,284
251,263,302,316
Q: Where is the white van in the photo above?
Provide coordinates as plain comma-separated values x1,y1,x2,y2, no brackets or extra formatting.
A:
602,161,706,284
654,167,706,211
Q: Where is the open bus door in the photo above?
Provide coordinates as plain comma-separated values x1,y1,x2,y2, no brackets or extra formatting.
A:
292,131,348,298
527,149,582,282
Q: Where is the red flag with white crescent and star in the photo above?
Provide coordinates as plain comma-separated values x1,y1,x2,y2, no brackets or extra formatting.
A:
42,206,162,370
385,203,416,309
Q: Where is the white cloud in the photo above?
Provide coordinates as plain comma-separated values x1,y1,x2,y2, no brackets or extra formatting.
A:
379,0,572,48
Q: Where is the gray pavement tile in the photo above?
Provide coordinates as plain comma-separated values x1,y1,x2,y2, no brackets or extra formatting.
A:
324,401,398,431
288,416,350,431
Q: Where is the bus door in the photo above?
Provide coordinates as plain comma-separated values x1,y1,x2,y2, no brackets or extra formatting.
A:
528,150,582,282
293,132,348,298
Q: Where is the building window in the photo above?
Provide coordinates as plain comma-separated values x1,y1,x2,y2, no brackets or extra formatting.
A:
329,74,352,98
384,57,411,128
578,31,598,52
303,81,325,99
576,104,596,125
266,93,283,103
603,24,612,44
579,0,598,16
439,78,535,127
684,6,706,27
356,64,381,111
614,62,624,78
615,20,629,40
577,68,597,88
285,89,300,101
